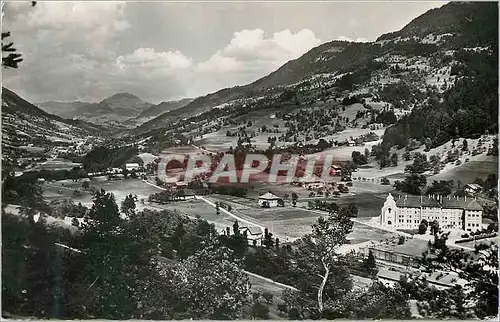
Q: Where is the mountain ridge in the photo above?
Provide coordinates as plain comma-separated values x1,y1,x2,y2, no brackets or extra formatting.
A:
135,1,497,134
1,87,105,159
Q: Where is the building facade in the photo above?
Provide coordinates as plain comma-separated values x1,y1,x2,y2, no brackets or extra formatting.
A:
380,193,483,232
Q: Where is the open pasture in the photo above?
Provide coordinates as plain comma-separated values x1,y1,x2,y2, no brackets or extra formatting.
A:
430,156,498,183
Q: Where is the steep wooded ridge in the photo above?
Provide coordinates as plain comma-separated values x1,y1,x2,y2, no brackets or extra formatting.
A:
380,1,498,150
377,1,498,48
1,87,105,157
135,2,498,136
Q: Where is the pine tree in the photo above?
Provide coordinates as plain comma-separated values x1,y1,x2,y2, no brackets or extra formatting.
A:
362,250,378,275
233,220,240,236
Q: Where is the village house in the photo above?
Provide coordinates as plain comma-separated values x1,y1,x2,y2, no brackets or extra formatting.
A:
239,226,263,244
125,163,141,171
173,181,188,190
376,267,466,290
258,192,283,207
379,193,483,232
464,183,482,195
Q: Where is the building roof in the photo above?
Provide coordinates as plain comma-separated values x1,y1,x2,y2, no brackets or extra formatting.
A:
258,192,282,200
394,195,483,211
465,183,482,190
441,197,483,210
239,226,262,235
370,238,429,258
377,267,466,288
395,195,441,208
377,267,403,281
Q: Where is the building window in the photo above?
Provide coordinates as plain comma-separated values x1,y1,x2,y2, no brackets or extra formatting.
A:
388,208,391,213
388,221,392,225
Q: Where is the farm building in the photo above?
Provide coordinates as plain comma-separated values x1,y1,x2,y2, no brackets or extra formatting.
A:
360,238,427,268
464,183,482,195
174,181,188,189
239,226,263,244
376,267,466,290
126,163,141,171
258,192,283,207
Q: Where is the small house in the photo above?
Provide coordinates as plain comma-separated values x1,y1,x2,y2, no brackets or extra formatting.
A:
174,181,188,190
464,183,482,195
258,192,283,207
331,165,342,176
126,163,141,171
239,226,263,244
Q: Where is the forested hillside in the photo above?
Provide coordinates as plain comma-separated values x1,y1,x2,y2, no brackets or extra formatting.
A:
382,47,498,149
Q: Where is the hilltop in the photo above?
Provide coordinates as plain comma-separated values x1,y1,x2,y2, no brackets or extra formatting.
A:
1,87,105,161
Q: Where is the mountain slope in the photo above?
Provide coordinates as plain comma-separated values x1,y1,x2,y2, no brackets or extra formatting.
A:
134,1,497,136
135,41,381,133
37,101,90,119
1,87,104,158
377,1,497,48
124,98,193,127
38,93,155,129
377,1,498,151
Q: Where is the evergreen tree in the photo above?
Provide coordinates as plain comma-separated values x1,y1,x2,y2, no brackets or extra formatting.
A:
362,250,378,276
233,220,240,236
121,194,137,216
462,139,468,152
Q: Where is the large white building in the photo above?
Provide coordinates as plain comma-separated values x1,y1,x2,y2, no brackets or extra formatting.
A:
380,193,483,232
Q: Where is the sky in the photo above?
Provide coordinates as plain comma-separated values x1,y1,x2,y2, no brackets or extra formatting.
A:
2,1,445,104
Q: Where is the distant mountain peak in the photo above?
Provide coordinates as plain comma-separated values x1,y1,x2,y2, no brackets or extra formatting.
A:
105,92,141,100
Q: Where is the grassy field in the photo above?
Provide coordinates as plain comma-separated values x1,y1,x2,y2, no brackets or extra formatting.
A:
430,155,498,183
31,158,82,171
144,200,235,233
43,178,162,206
42,177,394,246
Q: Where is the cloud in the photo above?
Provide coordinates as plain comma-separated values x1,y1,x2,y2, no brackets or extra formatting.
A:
4,1,129,55
221,28,321,64
10,1,129,31
195,28,321,77
2,2,323,102
196,52,242,73
116,48,193,70
188,28,322,93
